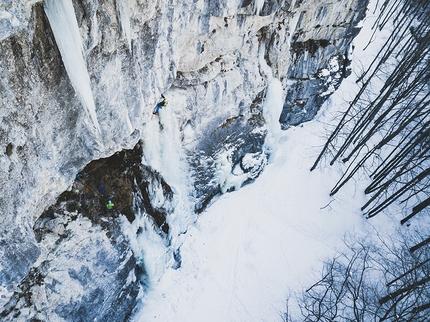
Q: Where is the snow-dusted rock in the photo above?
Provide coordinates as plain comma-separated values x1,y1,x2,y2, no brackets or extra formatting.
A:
280,0,368,127
2,213,140,321
1,142,173,320
0,0,367,317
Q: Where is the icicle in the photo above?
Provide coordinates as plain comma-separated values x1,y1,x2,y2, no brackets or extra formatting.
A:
44,0,101,134
253,0,264,15
116,0,132,51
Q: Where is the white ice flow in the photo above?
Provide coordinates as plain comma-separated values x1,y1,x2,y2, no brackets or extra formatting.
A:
121,90,196,287
44,0,101,134
259,42,283,163
117,0,132,51
215,43,283,194
253,0,265,15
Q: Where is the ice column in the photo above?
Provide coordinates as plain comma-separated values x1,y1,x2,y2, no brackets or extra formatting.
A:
116,0,132,51
253,0,264,15
259,43,283,162
44,0,101,134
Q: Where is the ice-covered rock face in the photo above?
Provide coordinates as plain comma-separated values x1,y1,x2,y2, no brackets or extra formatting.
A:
279,0,368,127
0,0,367,316
1,142,172,321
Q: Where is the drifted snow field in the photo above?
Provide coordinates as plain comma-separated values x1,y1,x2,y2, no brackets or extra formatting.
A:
130,3,397,321
132,114,370,321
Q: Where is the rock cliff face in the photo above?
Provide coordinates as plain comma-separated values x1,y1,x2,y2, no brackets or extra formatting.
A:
0,0,367,318
279,0,367,128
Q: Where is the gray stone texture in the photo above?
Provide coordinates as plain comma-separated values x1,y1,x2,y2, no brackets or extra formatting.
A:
0,0,368,318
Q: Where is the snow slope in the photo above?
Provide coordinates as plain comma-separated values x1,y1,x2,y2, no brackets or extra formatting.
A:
130,2,396,320
130,89,374,321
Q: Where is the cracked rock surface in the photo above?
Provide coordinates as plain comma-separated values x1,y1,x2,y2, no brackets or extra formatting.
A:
0,0,367,317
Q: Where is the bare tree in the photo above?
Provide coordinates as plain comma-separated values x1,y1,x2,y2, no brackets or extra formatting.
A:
297,231,430,321
293,2,430,320
310,0,430,222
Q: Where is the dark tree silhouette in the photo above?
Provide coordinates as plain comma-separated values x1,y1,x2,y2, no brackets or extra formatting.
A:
299,232,430,321
311,0,430,222
301,1,430,320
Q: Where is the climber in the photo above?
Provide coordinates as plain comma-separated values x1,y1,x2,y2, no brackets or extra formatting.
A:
97,183,107,195
153,94,167,115
106,200,114,210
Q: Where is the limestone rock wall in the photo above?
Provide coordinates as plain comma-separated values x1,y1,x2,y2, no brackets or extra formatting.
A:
279,0,368,127
0,0,367,317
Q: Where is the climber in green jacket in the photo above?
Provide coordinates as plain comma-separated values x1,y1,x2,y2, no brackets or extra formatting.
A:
106,200,114,210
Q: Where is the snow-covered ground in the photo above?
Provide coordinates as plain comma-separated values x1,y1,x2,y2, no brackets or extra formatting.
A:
130,2,397,321
130,83,392,320
131,107,370,321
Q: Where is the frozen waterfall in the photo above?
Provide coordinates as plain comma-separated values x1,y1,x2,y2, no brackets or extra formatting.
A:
44,0,101,134
253,0,265,15
259,43,283,162
121,90,196,286
140,90,196,235
117,0,132,51
213,43,283,194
